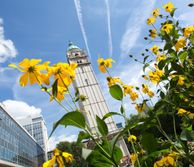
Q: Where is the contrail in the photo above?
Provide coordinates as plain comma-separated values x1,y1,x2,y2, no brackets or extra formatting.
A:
74,0,91,57
105,0,113,57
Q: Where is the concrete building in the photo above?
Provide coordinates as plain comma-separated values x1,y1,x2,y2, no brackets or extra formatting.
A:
0,104,45,167
66,42,129,157
17,115,48,159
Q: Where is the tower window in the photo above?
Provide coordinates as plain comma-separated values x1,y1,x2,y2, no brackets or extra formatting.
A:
85,79,89,85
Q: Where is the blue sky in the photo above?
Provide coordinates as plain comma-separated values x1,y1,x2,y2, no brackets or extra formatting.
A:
0,0,194,150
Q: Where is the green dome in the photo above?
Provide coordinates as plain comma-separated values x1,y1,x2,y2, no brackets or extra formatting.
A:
67,41,80,51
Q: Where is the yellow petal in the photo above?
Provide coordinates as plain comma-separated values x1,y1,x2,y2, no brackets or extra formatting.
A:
19,58,30,69
29,59,42,66
29,72,39,85
56,156,64,167
9,64,18,69
43,157,56,167
19,72,29,87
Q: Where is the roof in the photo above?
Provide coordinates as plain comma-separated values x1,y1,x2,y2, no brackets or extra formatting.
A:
67,41,80,51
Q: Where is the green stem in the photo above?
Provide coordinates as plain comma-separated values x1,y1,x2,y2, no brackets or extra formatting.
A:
172,114,178,141
58,73,78,109
33,72,70,113
122,101,141,167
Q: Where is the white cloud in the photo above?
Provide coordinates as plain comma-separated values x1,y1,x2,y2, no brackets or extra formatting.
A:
48,134,77,151
2,100,41,120
0,18,17,63
120,0,156,57
178,10,194,26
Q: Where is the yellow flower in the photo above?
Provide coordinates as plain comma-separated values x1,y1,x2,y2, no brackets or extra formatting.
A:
188,112,194,119
51,63,77,88
143,75,149,80
154,155,175,167
178,76,185,85
130,153,138,165
135,103,146,113
107,76,122,87
147,17,156,25
142,84,149,94
62,152,73,163
43,148,73,167
148,91,154,97
163,2,174,13
178,108,187,116
149,29,157,39
123,85,133,95
128,135,137,142
162,23,173,34
50,86,67,102
130,92,139,101
152,8,160,17
150,45,159,54
184,26,194,37
175,38,186,51
9,58,48,87
149,70,164,84
97,58,114,73
156,54,167,62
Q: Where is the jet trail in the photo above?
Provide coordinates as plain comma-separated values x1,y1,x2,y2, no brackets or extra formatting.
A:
105,0,113,57
74,0,91,57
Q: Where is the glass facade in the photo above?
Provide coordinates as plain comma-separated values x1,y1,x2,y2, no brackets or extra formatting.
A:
0,105,45,167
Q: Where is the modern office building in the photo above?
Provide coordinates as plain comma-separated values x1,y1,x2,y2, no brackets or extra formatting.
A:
17,115,48,159
0,104,45,167
66,42,129,156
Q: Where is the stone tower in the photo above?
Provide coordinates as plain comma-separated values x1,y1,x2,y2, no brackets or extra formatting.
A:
66,42,129,157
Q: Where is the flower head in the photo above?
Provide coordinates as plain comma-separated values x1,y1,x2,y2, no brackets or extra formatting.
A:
107,76,122,87
43,148,73,167
135,103,146,113
142,84,149,94
178,76,185,85
163,2,174,13
178,108,187,116
130,92,139,101
184,26,194,37
147,17,156,25
123,85,133,95
156,54,167,62
97,58,114,73
149,29,157,39
130,153,138,165
175,38,186,51
9,58,48,87
128,135,137,142
152,8,160,17
150,45,159,54
161,23,173,34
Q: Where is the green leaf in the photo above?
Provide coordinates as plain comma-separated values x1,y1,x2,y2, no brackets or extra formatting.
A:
52,79,58,98
189,33,194,45
179,51,188,63
102,112,122,120
86,150,114,167
77,131,90,144
49,111,86,137
109,84,123,101
141,133,158,154
96,115,108,136
120,105,125,114
112,146,123,165
170,8,176,17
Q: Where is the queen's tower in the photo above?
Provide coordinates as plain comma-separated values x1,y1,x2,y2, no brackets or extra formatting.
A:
66,42,129,157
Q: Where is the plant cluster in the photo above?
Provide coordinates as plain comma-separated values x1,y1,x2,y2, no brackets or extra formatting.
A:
9,2,194,167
